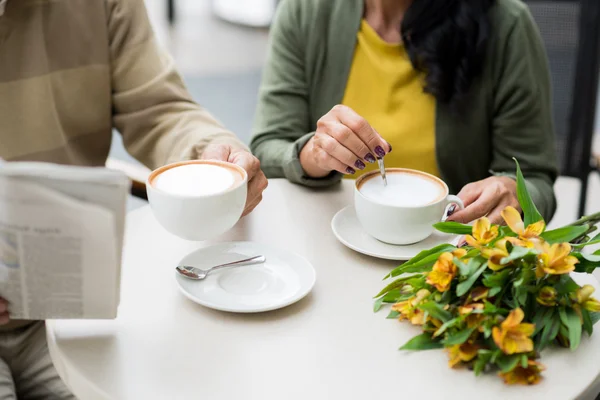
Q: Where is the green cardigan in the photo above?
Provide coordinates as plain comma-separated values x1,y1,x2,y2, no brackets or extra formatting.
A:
250,0,559,221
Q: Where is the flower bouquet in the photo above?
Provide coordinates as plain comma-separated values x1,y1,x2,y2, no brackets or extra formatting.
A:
374,160,600,385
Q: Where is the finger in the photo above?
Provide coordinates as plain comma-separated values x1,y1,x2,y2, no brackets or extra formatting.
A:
448,188,498,224
314,147,355,175
0,312,10,325
317,120,375,164
230,151,261,181
316,134,367,172
331,105,388,158
242,173,268,216
201,144,231,162
455,182,483,208
242,194,262,217
486,206,505,226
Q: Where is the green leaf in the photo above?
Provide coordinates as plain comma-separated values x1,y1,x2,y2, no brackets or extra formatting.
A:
456,263,488,297
500,246,537,265
433,317,462,338
559,307,582,351
373,298,384,313
417,301,452,323
374,275,416,299
514,158,544,227
386,244,456,278
454,257,471,277
541,225,590,244
520,354,528,369
474,350,493,376
533,307,554,335
483,269,511,288
465,248,481,259
555,275,580,295
400,333,443,351
433,221,473,235
575,232,600,248
443,327,476,346
590,312,600,326
573,252,600,274
386,310,400,320
489,287,502,297
496,354,521,373
538,311,560,350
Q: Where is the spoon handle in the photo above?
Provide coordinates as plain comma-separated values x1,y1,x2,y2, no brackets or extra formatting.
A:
206,255,266,274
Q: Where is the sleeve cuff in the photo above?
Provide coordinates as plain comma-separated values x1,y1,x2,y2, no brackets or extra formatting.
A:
282,132,342,187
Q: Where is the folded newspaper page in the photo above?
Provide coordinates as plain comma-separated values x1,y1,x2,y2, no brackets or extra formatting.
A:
0,162,130,319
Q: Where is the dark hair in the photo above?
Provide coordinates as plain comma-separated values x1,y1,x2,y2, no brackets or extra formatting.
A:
401,0,496,106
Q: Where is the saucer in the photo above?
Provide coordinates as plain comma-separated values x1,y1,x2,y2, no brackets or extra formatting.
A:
175,242,316,313
331,206,459,261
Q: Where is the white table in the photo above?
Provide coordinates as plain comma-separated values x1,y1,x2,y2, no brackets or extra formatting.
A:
47,179,600,400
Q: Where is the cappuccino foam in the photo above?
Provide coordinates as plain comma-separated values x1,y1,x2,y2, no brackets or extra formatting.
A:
152,164,241,196
359,172,445,207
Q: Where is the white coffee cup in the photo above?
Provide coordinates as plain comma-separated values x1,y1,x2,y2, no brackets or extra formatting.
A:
146,160,248,241
354,168,464,245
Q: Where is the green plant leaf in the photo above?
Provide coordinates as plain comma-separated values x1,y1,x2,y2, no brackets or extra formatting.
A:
374,275,416,299
386,310,400,320
581,309,593,336
489,287,502,297
533,307,554,335
386,244,456,278
575,232,600,248
520,354,528,369
514,158,543,227
496,354,521,373
483,269,511,288
573,252,600,274
559,307,582,351
443,327,476,346
555,275,580,295
417,301,453,323
400,333,443,351
433,317,462,337
433,221,473,235
373,298,384,313
538,311,560,350
474,350,493,376
456,263,488,297
590,312,600,326
454,257,471,277
541,225,590,244
500,246,537,265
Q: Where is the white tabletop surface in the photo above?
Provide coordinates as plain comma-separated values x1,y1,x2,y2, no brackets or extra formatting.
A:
47,179,600,400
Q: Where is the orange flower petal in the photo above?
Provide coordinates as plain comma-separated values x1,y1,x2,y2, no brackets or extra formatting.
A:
502,308,525,329
524,220,545,237
502,206,525,236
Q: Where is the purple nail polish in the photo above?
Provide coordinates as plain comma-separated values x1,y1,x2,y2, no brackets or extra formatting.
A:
365,153,376,163
346,167,356,175
354,160,366,170
375,146,386,158
447,205,457,216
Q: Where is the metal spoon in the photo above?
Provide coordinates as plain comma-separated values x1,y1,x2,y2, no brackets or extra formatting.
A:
377,157,388,186
176,255,266,280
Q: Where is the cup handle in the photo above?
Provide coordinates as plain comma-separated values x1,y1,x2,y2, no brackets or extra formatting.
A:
442,195,465,221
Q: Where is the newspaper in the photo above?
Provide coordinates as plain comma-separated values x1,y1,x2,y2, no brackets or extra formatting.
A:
0,161,130,320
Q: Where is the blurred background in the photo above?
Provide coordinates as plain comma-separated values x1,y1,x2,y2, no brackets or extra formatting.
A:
112,0,600,227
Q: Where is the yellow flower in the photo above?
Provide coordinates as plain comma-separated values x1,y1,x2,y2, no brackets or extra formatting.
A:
536,242,578,277
502,206,545,239
536,286,557,307
465,217,498,248
459,303,486,331
426,253,457,292
446,343,479,368
392,289,431,325
573,285,600,312
492,308,535,355
482,238,511,271
452,248,468,259
467,287,489,303
499,360,545,385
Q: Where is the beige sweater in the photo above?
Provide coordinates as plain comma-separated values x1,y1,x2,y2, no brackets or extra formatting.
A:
0,0,244,329
0,0,244,168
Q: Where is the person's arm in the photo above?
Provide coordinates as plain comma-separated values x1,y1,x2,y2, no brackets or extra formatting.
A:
106,0,245,170
250,0,342,187
489,5,558,221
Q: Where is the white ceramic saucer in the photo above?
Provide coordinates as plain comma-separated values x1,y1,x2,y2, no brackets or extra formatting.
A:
331,206,459,261
175,242,316,313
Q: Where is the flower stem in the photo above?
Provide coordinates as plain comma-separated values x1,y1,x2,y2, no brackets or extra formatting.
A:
567,212,600,227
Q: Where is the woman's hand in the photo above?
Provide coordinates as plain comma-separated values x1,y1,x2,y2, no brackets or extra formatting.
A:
447,176,520,225
299,105,391,178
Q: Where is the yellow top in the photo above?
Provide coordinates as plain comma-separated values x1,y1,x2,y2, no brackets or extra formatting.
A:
342,20,439,178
